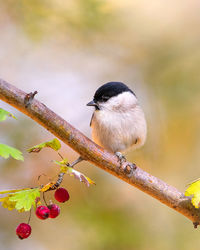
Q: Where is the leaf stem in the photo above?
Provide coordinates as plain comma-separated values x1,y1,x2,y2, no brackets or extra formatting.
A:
57,152,64,160
27,208,32,225
42,192,48,206
68,156,83,168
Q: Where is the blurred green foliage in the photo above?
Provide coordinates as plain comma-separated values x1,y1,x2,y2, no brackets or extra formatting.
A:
1,0,116,40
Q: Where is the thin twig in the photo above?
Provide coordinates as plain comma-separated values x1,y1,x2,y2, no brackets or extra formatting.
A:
68,156,83,168
57,152,64,160
42,192,48,206
27,208,32,225
50,156,84,190
24,91,38,108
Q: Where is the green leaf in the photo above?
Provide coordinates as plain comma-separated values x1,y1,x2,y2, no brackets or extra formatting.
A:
185,180,200,208
0,144,24,161
9,188,40,212
0,188,40,212
53,159,68,166
27,138,61,153
0,108,16,121
53,160,95,187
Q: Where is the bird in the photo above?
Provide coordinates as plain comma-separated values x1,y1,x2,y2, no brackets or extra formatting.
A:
87,82,147,164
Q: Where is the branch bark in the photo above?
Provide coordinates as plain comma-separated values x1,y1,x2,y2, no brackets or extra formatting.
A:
0,78,199,227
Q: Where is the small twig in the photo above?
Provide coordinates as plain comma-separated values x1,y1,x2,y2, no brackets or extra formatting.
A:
37,174,47,182
68,156,83,168
42,192,48,206
53,172,65,189
49,157,83,190
27,208,32,225
58,152,64,160
24,91,38,108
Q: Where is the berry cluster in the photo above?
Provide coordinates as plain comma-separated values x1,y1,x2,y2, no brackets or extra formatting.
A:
16,187,70,240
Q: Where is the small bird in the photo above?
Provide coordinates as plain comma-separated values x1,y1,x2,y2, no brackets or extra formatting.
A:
87,82,147,163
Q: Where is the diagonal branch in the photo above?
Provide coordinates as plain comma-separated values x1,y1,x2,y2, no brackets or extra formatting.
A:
0,78,199,227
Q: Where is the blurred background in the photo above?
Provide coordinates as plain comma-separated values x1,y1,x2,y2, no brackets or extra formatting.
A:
0,0,200,249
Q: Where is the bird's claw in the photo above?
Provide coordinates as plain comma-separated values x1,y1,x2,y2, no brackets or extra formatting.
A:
115,152,136,176
115,152,126,166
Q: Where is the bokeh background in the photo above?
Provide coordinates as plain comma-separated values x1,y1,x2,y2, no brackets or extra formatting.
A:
0,0,200,249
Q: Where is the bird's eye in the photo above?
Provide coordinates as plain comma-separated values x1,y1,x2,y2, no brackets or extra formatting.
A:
102,95,110,101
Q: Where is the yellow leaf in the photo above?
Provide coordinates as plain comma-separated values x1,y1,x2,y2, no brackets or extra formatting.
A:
60,166,68,173
0,196,17,211
27,138,61,153
185,180,200,208
40,182,56,192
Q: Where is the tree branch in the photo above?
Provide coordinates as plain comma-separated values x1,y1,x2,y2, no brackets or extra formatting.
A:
0,78,199,227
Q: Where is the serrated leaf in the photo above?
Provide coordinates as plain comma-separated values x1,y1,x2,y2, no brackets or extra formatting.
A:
27,138,61,153
185,180,200,208
0,188,40,212
0,195,17,211
9,188,40,212
0,108,16,121
0,144,24,161
53,160,95,187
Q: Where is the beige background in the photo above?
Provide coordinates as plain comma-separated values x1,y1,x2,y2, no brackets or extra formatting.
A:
0,1,200,249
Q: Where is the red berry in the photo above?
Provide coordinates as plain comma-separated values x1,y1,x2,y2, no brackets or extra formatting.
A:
48,204,60,218
36,205,50,220
54,188,70,203
16,223,31,240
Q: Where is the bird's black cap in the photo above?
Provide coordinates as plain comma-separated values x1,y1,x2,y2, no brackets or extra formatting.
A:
93,82,135,103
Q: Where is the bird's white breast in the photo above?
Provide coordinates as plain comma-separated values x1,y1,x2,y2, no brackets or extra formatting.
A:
90,92,147,153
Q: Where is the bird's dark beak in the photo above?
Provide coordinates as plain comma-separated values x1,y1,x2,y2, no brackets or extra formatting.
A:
87,100,96,107
87,100,100,110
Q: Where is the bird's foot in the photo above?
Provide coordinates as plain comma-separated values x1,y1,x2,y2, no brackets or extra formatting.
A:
115,152,136,176
115,152,126,166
